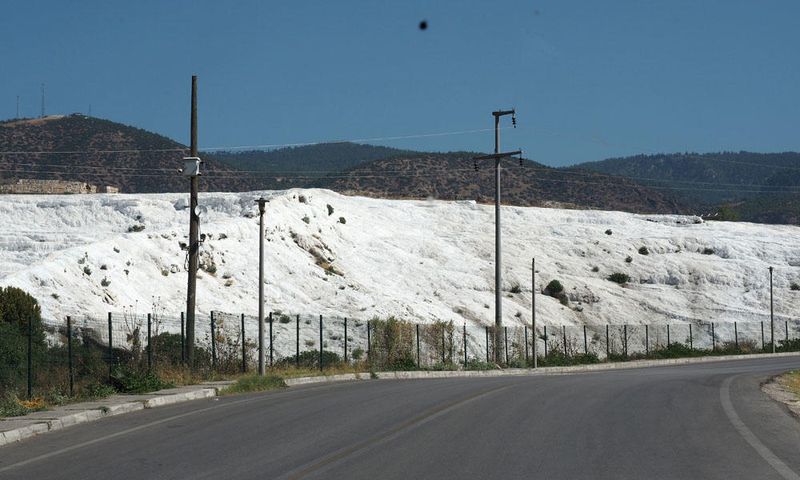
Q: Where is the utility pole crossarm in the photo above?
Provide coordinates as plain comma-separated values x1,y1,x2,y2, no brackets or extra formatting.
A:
492,109,515,117
473,150,523,161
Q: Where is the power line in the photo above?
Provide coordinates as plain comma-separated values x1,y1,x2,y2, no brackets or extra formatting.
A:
199,126,512,152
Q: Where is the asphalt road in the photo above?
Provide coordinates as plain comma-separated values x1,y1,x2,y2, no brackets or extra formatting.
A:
2,357,800,480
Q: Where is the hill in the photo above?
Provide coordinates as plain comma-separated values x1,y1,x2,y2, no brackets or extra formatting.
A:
573,151,800,224
318,152,686,214
0,115,685,214
573,151,800,204
212,143,415,180
0,115,252,193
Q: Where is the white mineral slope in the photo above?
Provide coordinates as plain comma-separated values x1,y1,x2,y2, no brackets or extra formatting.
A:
0,189,798,334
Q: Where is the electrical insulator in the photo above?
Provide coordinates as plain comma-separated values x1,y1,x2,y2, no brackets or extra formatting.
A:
512,114,516,127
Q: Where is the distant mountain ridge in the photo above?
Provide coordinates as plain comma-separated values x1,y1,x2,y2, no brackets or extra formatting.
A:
0,115,251,193
572,151,800,223
0,114,683,215
213,143,415,180
318,153,685,213
7,114,800,223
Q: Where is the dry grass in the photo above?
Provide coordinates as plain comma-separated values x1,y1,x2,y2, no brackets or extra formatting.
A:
780,370,800,397
152,362,369,388
268,363,368,379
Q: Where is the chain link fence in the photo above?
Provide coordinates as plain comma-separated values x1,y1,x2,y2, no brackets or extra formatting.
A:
3,311,800,401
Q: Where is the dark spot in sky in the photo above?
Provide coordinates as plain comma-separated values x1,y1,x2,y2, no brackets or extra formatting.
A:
534,9,540,16
419,20,427,30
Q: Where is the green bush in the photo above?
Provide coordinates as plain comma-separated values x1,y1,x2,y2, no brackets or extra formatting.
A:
351,347,364,360
276,350,342,369
224,375,286,394
638,246,649,255
465,359,496,370
0,287,46,395
545,280,563,295
0,393,39,418
109,365,173,394
535,351,600,367
608,273,630,284
510,283,522,294
86,383,116,399
368,316,419,370
544,280,568,305
625,256,633,263
791,283,800,291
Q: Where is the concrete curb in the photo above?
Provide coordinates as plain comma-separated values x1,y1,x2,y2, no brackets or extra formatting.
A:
284,373,371,386
377,351,800,379
2,351,798,447
0,387,222,448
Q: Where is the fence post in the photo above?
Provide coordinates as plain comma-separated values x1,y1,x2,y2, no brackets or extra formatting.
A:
504,326,509,365
645,325,649,356
544,325,548,357
181,312,185,365
485,326,489,363
524,326,529,364
241,313,246,373
605,325,609,358
441,327,446,364
147,313,152,371
563,325,568,357
689,323,693,351
27,314,33,399
107,312,113,380
269,312,274,367
211,312,217,371
367,320,371,364
449,329,454,363
761,321,765,351
463,323,467,368
734,321,739,350
667,324,670,346
344,317,348,363
623,325,628,357
711,322,716,352
786,320,790,346
417,324,421,368
583,325,588,355
67,316,74,397
296,315,300,367
319,314,323,371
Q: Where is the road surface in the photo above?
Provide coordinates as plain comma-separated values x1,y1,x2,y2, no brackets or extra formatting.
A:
2,357,800,479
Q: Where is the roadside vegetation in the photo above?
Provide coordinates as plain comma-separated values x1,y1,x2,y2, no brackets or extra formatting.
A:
780,370,800,397
4,286,800,419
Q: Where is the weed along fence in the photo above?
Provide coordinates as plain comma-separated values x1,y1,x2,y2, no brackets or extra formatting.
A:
3,312,800,401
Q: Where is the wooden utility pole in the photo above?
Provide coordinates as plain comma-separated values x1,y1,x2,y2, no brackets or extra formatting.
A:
769,266,775,353
532,257,537,368
474,108,518,365
184,75,200,366
256,197,268,375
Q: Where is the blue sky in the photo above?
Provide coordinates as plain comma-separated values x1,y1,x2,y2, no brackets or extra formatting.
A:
2,0,799,166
